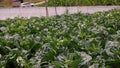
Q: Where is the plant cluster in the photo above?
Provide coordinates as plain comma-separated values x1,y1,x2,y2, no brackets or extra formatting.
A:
47,0,120,6
0,9,120,68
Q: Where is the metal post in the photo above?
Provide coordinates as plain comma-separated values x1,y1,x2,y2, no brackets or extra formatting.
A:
45,0,49,17
65,0,69,14
77,0,79,12
54,0,57,15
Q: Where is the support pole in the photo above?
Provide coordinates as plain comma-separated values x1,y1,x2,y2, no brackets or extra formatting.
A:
45,0,49,17
77,0,79,12
54,0,57,15
65,0,69,14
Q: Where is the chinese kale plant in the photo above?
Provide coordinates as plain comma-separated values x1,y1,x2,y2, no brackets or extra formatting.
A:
0,9,120,68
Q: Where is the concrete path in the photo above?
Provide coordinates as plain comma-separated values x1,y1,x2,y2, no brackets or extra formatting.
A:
0,6,120,20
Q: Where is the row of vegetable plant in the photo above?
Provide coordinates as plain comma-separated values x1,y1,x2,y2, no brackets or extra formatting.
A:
0,9,120,68
47,0,120,6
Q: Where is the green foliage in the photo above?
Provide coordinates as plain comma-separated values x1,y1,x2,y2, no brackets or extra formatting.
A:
0,9,120,68
47,0,120,6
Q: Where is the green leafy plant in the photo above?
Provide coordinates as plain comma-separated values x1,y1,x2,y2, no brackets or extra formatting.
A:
47,0,120,6
0,9,120,68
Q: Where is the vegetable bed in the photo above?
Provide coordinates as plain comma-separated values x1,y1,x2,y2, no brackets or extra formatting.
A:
47,0,120,6
0,9,120,68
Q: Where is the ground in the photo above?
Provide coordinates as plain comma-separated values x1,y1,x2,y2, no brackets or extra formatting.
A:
0,6,119,20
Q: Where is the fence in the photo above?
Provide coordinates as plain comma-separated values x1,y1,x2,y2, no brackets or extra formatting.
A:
45,0,81,17
0,0,120,20
44,0,120,17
